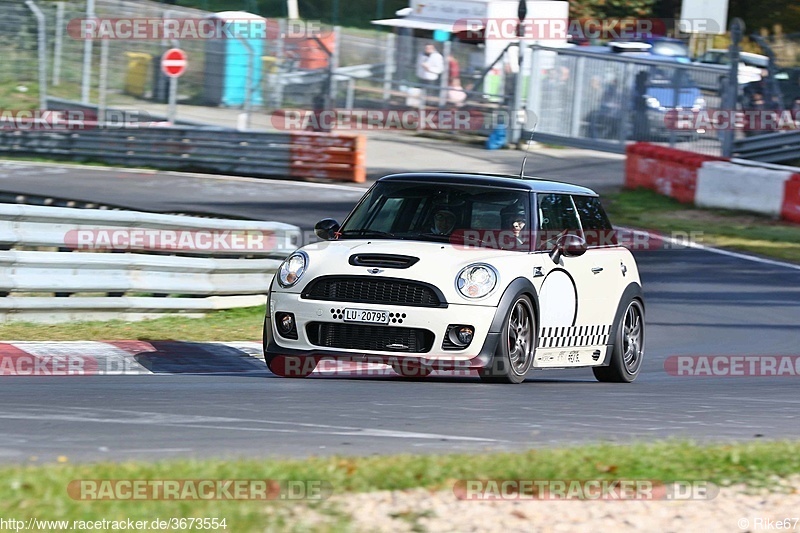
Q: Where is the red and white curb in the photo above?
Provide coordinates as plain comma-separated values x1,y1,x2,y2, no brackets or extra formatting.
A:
0,341,264,376
0,341,467,377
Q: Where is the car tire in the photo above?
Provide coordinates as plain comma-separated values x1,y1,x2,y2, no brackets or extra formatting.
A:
593,298,645,383
479,295,535,384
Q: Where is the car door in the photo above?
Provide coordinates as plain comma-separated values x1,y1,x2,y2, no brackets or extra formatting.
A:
571,194,627,321
534,193,611,348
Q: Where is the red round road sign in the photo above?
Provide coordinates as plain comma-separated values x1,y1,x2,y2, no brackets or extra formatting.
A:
161,48,187,78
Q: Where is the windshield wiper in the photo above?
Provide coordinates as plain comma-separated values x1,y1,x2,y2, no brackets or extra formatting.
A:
338,229,396,238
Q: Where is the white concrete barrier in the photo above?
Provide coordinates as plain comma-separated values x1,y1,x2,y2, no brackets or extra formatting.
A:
696,161,795,216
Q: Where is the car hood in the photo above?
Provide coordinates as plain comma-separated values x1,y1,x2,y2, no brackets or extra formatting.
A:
280,239,534,305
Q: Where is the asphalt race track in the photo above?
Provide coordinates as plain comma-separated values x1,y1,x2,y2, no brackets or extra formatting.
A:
0,158,799,463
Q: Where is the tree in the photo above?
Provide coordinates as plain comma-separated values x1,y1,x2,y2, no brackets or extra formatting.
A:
570,0,657,19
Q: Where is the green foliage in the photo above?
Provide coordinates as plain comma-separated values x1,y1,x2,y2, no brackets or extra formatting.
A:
605,189,800,263
172,0,408,28
729,0,800,34
570,0,657,19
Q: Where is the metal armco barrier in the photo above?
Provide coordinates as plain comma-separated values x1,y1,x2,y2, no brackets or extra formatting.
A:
733,130,800,165
0,204,302,323
0,126,366,183
0,203,301,255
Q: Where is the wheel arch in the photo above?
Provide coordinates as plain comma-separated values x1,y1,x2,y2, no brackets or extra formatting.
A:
488,277,540,334
598,282,644,367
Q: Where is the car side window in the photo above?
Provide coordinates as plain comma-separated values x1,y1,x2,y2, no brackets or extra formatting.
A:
572,195,617,247
536,193,582,251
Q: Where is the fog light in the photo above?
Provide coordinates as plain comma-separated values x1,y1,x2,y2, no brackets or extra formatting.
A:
445,324,475,349
275,312,297,339
456,326,474,345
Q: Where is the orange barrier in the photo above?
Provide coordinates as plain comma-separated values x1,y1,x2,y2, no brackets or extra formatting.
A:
288,132,366,183
625,143,727,204
781,174,800,224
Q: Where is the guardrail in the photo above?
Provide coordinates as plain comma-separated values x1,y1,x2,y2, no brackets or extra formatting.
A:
733,130,800,165
0,204,302,323
0,203,300,254
0,126,366,183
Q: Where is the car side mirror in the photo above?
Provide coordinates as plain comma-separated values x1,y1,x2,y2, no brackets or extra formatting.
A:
550,233,587,263
314,218,340,240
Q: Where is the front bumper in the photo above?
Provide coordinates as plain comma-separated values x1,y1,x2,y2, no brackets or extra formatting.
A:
264,290,501,368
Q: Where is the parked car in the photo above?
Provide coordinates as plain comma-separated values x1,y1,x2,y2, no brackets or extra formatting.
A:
575,40,706,141
582,61,706,141
695,49,767,85
263,172,645,384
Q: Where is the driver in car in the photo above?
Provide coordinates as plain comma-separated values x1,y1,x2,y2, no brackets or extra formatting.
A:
431,209,457,235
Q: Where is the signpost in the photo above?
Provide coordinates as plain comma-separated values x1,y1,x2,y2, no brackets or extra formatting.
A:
161,48,187,124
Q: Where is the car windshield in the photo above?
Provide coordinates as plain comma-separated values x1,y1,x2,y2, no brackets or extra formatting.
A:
338,181,531,250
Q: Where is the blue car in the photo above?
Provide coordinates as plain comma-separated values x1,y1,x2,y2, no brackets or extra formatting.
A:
582,40,706,141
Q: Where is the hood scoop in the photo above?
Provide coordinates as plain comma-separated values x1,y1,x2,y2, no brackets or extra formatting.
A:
349,254,419,269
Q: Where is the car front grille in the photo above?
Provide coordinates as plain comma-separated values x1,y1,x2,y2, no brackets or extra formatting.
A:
306,322,434,353
301,276,444,307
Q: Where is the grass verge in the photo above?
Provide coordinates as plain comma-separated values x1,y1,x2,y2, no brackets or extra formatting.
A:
0,306,264,342
605,189,800,263
2,440,800,531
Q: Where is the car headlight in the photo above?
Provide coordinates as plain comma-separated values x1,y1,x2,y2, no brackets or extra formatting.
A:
456,264,498,299
277,251,308,288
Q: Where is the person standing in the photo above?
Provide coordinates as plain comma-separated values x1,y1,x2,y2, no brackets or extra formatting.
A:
416,43,444,84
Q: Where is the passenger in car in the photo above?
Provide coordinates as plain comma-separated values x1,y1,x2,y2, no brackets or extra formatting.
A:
500,204,528,247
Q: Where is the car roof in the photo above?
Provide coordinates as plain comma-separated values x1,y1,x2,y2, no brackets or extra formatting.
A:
377,172,599,196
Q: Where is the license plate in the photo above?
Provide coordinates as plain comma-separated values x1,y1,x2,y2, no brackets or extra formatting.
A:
344,308,389,324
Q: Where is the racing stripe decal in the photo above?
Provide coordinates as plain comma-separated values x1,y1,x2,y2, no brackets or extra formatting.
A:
537,325,611,348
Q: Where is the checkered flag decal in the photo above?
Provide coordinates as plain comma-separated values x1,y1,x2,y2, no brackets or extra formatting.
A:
538,325,612,348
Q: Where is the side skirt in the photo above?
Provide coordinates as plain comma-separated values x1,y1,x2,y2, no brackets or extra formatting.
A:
533,345,608,368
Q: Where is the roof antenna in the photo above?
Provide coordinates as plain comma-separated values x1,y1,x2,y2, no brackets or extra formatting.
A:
518,110,537,179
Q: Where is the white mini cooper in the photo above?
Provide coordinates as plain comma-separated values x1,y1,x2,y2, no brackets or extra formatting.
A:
263,172,644,384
